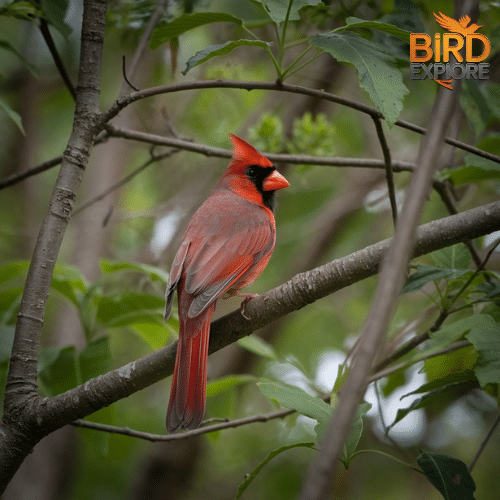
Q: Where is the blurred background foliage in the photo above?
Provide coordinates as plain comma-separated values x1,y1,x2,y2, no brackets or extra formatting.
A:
1,0,500,498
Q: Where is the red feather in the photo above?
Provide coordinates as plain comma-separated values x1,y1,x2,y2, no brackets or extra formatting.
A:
164,134,289,433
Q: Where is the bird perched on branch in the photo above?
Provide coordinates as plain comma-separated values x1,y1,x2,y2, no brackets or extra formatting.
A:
164,134,289,433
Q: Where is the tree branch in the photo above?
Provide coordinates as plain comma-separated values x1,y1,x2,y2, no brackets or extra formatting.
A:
105,125,416,171
26,200,500,436
0,0,108,492
101,79,500,165
299,80,460,500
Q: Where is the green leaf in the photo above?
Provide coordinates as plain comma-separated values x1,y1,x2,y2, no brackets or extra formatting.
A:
257,381,331,439
0,288,22,327
417,452,476,500
237,335,279,360
465,315,500,387
429,315,488,351
401,370,477,397
99,260,169,284
388,378,478,431
131,322,172,351
0,97,25,134
0,261,29,286
403,265,471,293
95,292,164,327
0,1,43,21
182,40,272,75
78,336,114,455
235,442,316,500
0,40,39,75
430,244,472,271
310,32,408,127
340,399,372,468
256,0,323,24
40,0,72,37
79,336,112,382
38,346,79,396
441,133,500,184
206,374,257,398
341,17,412,43
460,79,491,135
51,263,88,307
150,12,244,49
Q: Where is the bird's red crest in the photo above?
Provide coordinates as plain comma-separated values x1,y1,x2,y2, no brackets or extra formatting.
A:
229,134,273,168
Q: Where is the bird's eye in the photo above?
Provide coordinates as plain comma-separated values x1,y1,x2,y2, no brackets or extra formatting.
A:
245,166,257,178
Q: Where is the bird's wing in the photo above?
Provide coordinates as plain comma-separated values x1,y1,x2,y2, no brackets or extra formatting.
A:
183,213,274,318
164,240,190,321
434,11,461,33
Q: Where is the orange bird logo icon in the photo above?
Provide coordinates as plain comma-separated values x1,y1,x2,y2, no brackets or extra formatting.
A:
434,12,483,37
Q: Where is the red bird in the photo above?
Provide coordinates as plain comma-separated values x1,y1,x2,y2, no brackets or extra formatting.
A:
164,134,289,433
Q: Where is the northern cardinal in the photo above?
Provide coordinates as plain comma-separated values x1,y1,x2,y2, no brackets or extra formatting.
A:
164,134,289,433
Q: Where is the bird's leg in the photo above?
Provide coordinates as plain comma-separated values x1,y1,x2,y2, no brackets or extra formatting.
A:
223,290,259,319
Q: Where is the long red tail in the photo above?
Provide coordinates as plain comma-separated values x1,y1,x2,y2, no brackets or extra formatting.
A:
166,305,214,433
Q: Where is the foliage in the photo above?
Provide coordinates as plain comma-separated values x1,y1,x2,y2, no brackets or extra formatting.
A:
1,0,500,499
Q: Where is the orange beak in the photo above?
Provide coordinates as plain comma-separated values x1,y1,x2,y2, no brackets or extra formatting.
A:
262,169,290,191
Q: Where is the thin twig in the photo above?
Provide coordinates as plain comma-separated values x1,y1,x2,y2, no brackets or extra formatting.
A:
37,9,77,100
0,156,63,190
119,0,169,96
468,412,500,473
433,179,484,268
372,116,397,225
71,407,295,441
72,148,179,216
101,79,500,165
122,55,140,92
0,131,108,191
106,125,416,170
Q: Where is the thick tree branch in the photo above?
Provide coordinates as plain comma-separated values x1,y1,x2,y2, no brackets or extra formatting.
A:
0,0,107,492
23,200,500,436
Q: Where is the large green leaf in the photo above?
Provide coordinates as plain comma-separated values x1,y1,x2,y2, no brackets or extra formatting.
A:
403,265,471,293
388,377,478,431
235,442,316,500
206,374,257,398
182,40,272,75
38,346,79,396
441,133,500,184
95,292,164,327
41,0,72,38
465,314,500,387
341,17,412,43
99,259,169,284
310,31,408,127
257,381,331,439
237,335,279,360
255,0,323,23
339,398,372,468
150,12,244,49
417,452,476,500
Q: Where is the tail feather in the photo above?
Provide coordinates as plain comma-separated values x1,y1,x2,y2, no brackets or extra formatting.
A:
166,306,213,433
